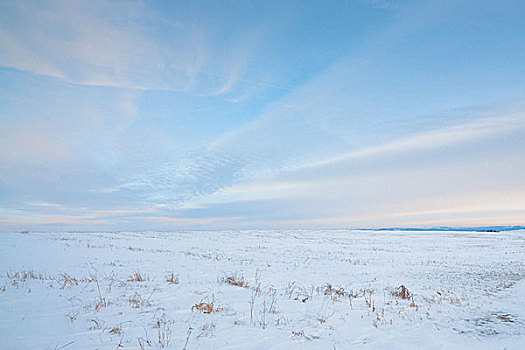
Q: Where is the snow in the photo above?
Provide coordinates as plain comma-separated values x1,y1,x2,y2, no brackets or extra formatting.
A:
0,229,524,349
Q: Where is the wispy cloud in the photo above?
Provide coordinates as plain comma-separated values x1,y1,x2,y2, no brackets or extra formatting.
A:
1,0,164,89
181,109,525,203
0,0,273,96
300,111,525,171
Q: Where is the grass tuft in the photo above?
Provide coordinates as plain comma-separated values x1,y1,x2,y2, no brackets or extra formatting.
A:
166,272,179,284
221,274,249,288
392,285,412,300
128,271,146,282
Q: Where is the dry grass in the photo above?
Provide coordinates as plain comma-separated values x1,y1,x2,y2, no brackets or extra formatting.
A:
59,273,79,289
128,292,153,309
196,323,215,338
192,296,222,314
128,246,145,252
7,270,49,282
362,288,375,311
109,324,122,335
95,298,111,311
66,308,79,323
192,302,216,314
183,327,193,350
155,316,173,348
88,318,105,330
391,285,412,300
94,277,110,311
128,271,146,282
166,272,179,284
323,283,348,301
221,274,249,288
291,330,319,341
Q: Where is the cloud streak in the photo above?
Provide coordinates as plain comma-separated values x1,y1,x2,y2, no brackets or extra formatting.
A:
0,0,271,95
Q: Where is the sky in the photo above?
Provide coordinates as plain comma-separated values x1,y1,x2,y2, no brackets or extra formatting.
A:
1,0,525,231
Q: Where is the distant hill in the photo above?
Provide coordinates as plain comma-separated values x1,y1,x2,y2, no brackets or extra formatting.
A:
371,226,525,232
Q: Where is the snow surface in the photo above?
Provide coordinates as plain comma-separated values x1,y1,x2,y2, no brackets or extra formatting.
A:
0,230,524,349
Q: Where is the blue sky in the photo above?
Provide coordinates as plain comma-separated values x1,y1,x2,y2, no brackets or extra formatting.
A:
1,0,525,230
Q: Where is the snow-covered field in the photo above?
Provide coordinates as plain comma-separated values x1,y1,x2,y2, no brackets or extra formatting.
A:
0,230,524,349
